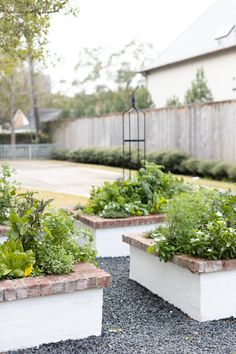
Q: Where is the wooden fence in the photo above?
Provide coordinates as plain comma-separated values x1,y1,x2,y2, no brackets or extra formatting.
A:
53,100,236,163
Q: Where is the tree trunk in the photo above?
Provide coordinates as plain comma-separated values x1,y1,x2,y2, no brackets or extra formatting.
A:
10,75,16,145
28,54,41,141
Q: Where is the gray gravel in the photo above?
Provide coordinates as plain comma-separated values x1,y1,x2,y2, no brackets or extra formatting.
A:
9,257,236,354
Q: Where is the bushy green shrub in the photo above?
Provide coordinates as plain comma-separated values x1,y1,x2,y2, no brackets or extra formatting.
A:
210,162,233,180
52,148,70,160
148,150,188,173
83,162,189,218
147,189,236,262
196,159,216,178
181,157,201,175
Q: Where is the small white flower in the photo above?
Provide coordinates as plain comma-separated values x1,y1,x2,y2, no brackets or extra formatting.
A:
216,211,223,217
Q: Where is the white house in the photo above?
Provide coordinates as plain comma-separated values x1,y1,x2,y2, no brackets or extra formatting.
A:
141,0,236,108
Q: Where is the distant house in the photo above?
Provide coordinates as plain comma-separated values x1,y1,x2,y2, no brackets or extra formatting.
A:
14,108,62,134
141,0,236,108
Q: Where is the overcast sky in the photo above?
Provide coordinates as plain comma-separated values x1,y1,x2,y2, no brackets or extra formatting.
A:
47,0,216,94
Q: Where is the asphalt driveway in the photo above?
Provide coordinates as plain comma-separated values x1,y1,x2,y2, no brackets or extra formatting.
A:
1,160,121,197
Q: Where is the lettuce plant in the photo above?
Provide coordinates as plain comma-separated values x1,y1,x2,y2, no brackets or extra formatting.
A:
0,239,35,279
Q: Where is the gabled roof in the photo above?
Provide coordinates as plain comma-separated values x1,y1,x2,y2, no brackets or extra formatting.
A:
15,108,62,133
141,0,236,73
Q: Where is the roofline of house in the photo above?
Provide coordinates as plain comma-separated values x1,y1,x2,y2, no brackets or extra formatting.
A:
140,44,236,75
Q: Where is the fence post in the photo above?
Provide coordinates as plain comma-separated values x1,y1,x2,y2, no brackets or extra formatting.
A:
28,145,32,160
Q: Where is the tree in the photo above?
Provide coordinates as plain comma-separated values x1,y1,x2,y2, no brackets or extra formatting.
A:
72,40,156,116
184,68,213,104
166,95,181,107
0,0,77,142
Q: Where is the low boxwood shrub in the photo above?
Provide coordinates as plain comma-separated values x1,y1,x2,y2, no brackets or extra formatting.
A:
180,157,201,175
196,159,216,178
148,150,188,173
83,161,190,218
52,147,236,182
147,189,236,262
210,162,233,180
52,148,70,160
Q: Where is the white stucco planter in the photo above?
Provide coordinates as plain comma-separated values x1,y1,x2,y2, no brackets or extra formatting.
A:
0,263,111,352
76,214,165,257
123,233,236,322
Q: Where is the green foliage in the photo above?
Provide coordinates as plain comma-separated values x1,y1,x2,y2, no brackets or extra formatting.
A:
7,192,53,251
166,95,181,107
0,239,35,279
36,210,96,275
5,193,96,278
184,68,213,104
36,244,74,275
84,162,188,218
148,189,236,262
148,150,189,174
0,0,77,60
0,163,17,224
73,86,153,118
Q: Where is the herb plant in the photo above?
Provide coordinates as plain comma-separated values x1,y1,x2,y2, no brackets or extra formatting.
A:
84,162,188,218
147,189,236,261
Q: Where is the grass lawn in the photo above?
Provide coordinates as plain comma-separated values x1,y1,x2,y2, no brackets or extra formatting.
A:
17,187,88,210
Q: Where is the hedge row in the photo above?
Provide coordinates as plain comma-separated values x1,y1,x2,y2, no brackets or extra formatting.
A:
52,147,236,182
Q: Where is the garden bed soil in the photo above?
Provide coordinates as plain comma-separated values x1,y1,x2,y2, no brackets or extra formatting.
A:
123,232,236,322
76,214,165,257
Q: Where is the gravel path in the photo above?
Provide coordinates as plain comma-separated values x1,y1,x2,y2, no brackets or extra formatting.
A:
10,257,236,354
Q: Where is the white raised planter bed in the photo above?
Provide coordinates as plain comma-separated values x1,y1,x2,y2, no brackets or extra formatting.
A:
0,225,8,244
76,214,165,257
0,263,111,352
123,233,236,322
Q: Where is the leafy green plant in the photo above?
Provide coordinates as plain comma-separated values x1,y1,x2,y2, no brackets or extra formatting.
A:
0,163,18,224
147,189,236,262
0,239,35,279
84,162,188,218
7,192,53,251
5,193,96,278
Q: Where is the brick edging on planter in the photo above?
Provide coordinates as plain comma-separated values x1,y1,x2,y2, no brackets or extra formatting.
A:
77,214,165,229
122,233,236,274
0,263,111,302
